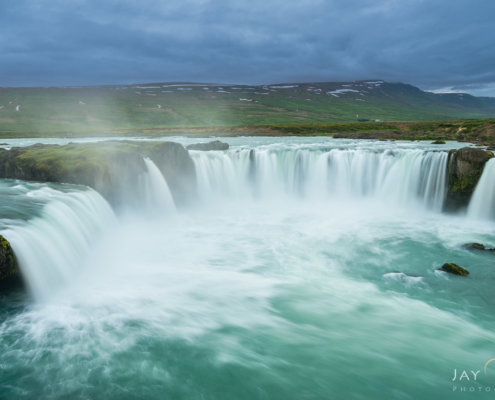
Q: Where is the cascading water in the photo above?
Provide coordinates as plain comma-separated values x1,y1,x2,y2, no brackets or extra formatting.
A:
191,146,448,211
1,187,115,300
1,158,177,301
467,158,495,220
1,138,495,400
141,158,177,214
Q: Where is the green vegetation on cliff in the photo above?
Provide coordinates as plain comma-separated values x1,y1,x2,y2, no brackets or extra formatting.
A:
445,147,494,210
0,141,196,206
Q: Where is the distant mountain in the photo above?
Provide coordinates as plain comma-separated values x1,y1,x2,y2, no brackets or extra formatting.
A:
0,80,494,134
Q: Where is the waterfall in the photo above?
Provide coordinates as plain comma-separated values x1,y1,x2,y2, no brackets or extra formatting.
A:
141,158,177,214
467,158,495,219
0,145,450,301
0,158,177,301
190,147,448,211
1,188,115,300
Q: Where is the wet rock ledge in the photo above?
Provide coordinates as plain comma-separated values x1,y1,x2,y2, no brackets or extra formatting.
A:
445,147,494,210
0,141,197,207
0,235,22,291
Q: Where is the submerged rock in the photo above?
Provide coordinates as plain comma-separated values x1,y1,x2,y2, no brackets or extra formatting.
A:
438,262,469,276
465,242,495,252
445,147,493,211
0,235,21,291
186,140,229,151
431,140,446,144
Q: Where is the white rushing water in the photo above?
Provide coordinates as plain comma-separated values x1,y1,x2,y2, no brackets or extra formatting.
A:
0,158,176,300
192,146,448,211
1,188,115,300
141,158,177,214
1,138,495,399
468,158,495,220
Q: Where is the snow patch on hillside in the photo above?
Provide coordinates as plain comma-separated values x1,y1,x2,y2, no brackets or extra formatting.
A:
328,89,361,95
270,85,298,89
364,81,383,86
161,84,209,88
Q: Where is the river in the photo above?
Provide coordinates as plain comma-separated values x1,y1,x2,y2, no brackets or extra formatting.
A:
0,137,494,399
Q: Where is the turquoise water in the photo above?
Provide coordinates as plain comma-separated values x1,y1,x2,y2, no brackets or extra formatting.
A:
1,138,494,399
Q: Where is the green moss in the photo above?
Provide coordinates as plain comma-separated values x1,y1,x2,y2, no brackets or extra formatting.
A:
438,263,469,276
0,234,17,283
468,243,486,250
0,140,196,207
451,174,479,193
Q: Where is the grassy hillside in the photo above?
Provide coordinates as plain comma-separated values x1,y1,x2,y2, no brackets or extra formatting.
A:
0,81,494,136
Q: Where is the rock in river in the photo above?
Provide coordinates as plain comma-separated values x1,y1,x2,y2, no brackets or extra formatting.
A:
438,262,469,276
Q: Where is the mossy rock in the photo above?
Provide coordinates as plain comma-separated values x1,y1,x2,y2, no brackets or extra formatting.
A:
445,147,494,211
465,242,495,252
438,262,469,276
0,140,196,207
0,234,21,290
469,242,486,250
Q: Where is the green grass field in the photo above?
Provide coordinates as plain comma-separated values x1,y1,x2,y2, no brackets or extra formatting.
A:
1,81,494,138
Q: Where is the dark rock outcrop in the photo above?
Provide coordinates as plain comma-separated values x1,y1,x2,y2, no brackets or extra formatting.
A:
0,141,197,208
465,242,495,252
186,140,229,151
438,262,469,276
431,140,446,144
468,243,486,251
445,147,493,211
0,235,22,291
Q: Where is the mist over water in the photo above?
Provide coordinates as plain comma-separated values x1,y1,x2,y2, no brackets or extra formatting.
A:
1,138,495,399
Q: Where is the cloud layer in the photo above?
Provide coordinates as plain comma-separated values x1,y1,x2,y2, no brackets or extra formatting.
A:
1,0,494,95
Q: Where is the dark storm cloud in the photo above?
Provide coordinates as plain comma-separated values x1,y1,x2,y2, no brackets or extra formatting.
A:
1,0,494,95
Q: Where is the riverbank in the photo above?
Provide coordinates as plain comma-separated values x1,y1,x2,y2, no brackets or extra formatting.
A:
0,119,494,146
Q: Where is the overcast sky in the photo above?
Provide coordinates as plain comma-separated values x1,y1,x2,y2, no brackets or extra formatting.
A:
1,0,494,96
